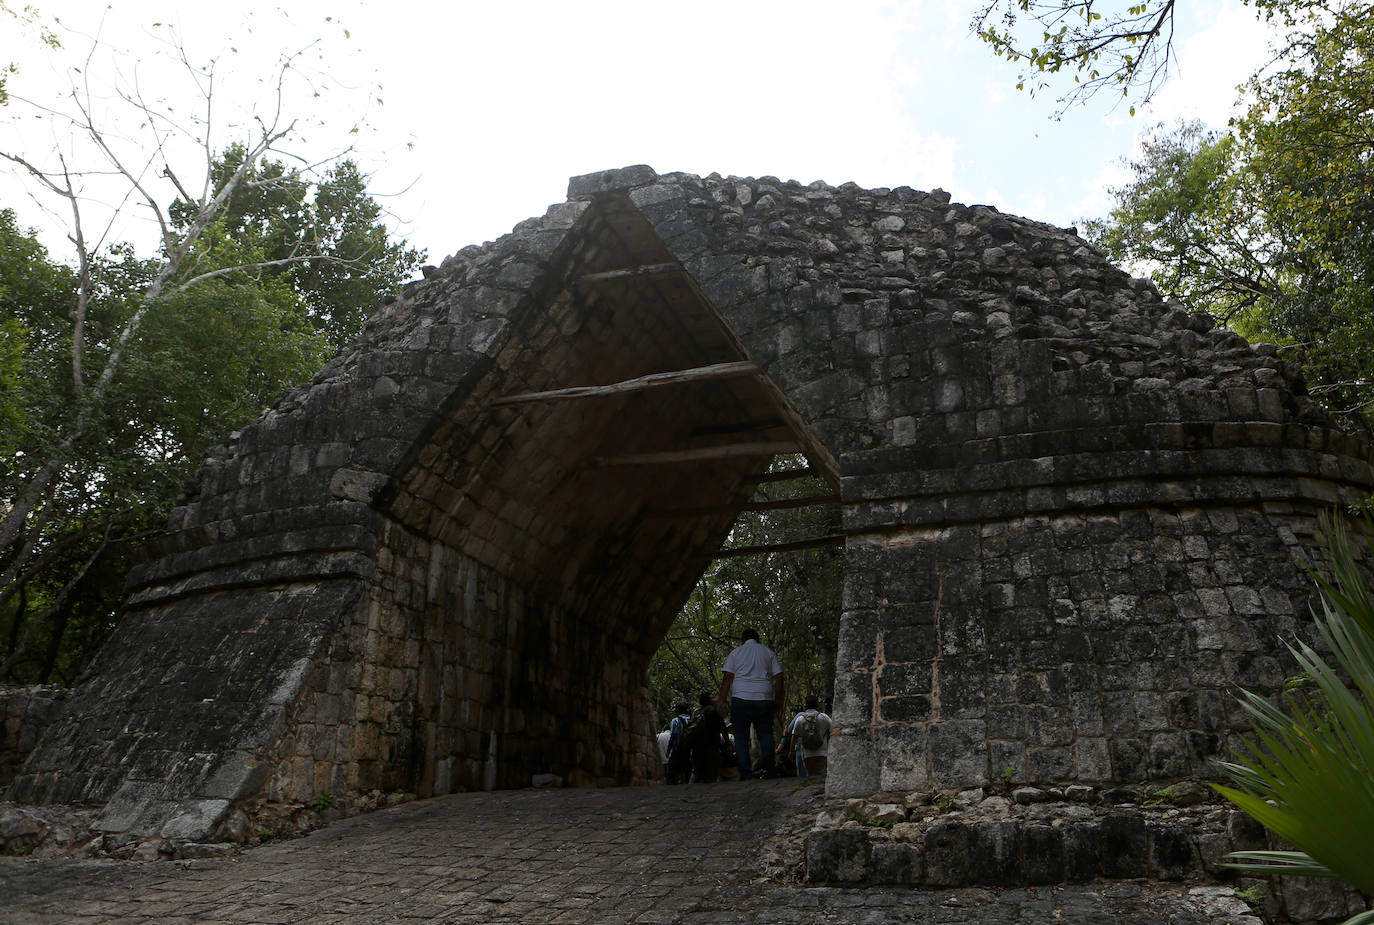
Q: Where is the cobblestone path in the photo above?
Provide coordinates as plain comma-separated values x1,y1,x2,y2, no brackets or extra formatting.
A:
0,780,1258,924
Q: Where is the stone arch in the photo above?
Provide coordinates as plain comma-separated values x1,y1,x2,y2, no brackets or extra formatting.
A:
9,165,1373,845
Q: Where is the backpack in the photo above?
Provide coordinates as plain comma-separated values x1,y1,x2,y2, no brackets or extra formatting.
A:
685,706,709,745
799,710,825,750
669,713,691,754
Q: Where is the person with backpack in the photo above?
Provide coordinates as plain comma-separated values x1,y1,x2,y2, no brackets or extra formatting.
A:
665,701,693,784
787,695,833,778
686,691,730,784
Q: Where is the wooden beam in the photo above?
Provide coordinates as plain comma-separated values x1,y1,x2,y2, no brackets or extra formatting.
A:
712,533,846,559
744,466,817,485
588,441,798,467
689,417,786,438
579,263,680,284
646,494,840,519
490,360,762,408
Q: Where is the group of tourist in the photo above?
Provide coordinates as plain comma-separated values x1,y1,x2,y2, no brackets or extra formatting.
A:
657,628,833,784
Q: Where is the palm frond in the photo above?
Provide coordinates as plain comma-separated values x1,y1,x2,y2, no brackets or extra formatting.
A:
1215,512,1374,902
1220,848,1339,879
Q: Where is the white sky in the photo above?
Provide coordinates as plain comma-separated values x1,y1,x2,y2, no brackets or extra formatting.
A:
2,1,1282,266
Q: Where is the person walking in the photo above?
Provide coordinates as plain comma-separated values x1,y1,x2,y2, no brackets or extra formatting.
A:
688,692,730,784
665,701,692,784
718,628,784,780
787,695,833,778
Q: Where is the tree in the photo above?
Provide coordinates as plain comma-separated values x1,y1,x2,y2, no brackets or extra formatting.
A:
0,20,422,682
174,151,422,352
973,0,1181,114
1232,5,1374,418
1086,6,1374,422
0,3,59,106
1082,122,1277,318
971,0,1359,114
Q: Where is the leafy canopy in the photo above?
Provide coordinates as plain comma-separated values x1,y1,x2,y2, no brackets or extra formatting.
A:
972,0,1356,114
1086,5,1374,422
0,151,422,684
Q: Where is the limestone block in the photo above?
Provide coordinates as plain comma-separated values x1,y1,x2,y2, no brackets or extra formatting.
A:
921,820,976,887
806,827,871,885
868,839,921,885
159,799,231,841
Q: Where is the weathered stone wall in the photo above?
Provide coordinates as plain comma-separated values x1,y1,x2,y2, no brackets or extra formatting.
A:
265,522,657,808
828,505,1322,795
621,170,1373,794
0,686,67,789
8,579,365,838
8,165,1373,848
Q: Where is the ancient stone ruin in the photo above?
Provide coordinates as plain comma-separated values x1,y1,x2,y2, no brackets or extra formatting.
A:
7,165,1373,854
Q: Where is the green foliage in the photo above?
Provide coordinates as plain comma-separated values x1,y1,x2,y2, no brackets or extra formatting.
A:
1083,122,1276,320
1213,514,1374,911
1233,884,1268,912
1088,6,1374,423
1231,5,1374,420
648,458,841,729
172,148,424,351
0,152,420,684
311,790,336,811
972,0,1180,113
1145,782,1187,806
0,318,26,451
972,1,1354,114
0,3,60,106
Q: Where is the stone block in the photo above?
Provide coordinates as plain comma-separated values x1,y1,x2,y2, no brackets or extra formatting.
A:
922,820,976,886
159,799,232,841
827,733,880,797
1026,747,1074,782
876,726,932,792
1022,823,1065,884
1060,821,1101,882
1096,813,1149,879
868,839,922,885
1147,822,1198,879
929,720,989,788
1073,737,1112,780
806,827,871,884
972,820,1022,885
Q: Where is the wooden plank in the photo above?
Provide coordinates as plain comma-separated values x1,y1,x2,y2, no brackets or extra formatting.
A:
645,494,840,519
712,533,846,559
690,417,785,438
579,263,680,283
744,466,817,484
490,360,762,407
587,441,798,467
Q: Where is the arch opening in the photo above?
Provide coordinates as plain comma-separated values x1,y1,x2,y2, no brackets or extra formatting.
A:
310,196,841,795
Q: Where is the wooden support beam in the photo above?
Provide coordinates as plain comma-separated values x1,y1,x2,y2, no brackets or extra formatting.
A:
579,263,680,284
645,494,839,519
690,417,786,438
744,466,818,485
588,441,798,467
712,533,846,559
490,360,762,408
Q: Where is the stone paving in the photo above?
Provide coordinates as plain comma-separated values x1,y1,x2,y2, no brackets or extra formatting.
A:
0,780,1262,924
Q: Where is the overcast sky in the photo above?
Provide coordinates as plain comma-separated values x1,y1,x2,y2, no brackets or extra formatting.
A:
2,1,1280,266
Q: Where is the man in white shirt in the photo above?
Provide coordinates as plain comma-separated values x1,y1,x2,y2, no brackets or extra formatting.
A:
718,628,784,779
